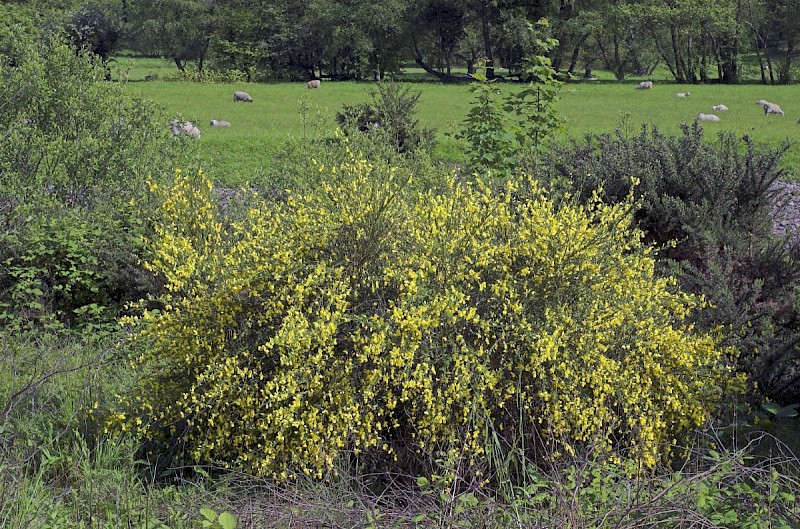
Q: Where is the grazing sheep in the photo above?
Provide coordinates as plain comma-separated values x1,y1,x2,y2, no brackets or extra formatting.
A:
209,119,231,127
636,81,653,89
306,79,321,89
233,91,253,102
697,113,720,122
170,119,201,139
712,104,729,111
755,99,784,116
675,92,691,97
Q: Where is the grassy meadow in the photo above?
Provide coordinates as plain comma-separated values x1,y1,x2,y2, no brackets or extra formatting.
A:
118,58,800,186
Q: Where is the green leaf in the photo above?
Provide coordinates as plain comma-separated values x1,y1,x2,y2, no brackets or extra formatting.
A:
416,476,429,488
459,493,478,507
200,508,217,522
761,402,799,417
218,512,237,529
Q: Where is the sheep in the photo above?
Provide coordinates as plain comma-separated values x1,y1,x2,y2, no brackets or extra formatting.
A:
209,119,231,127
712,104,729,111
675,91,691,97
636,81,653,89
755,99,784,116
170,119,201,139
306,79,321,89
697,113,720,122
233,91,253,102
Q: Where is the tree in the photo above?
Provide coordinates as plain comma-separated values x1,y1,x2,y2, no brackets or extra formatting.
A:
356,0,409,80
769,0,800,83
0,4,38,65
124,0,214,71
593,0,639,81
408,0,467,81
640,0,744,84
65,2,122,61
743,0,777,83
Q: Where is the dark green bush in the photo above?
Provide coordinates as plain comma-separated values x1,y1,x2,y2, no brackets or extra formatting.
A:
541,122,800,404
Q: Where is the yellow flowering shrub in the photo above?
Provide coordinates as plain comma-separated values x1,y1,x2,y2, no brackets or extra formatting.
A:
112,153,740,477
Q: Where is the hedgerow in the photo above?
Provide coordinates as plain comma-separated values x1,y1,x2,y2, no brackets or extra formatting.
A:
112,149,741,478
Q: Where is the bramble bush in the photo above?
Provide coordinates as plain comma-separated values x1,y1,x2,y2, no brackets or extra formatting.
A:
112,146,741,479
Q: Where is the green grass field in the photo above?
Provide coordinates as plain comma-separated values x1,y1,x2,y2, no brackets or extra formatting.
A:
121,60,800,186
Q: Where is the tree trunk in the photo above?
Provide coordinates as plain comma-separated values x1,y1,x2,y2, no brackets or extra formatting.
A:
413,40,466,82
719,46,738,84
670,25,687,83
567,33,590,73
755,47,766,84
613,33,625,81
173,57,185,72
779,38,795,84
480,0,495,79
596,37,613,72
766,54,776,84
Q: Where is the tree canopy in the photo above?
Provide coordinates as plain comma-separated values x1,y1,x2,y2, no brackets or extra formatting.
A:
11,0,800,83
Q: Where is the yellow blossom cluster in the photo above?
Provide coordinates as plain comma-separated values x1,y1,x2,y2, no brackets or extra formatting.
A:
110,155,741,477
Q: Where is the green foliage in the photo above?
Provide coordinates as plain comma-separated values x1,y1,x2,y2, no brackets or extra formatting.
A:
65,2,121,61
0,211,134,335
335,81,435,153
541,122,800,404
197,508,238,529
112,146,737,478
503,21,564,164
456,78,517,176
0,3,38,64
0,33,181,333
164,66,250,84
457,19,563,178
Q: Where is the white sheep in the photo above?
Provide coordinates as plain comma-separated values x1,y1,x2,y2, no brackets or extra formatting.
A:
712,104,728,111
755,99,784,116
306,79,321,89
697,113,720,122
170,119,201,139
675,92,691,97
636,81,653,89
209,119,231,127
233,91,253,102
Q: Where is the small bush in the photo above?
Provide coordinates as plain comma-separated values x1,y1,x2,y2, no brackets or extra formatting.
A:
335,81,434,153
112,149,739,479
